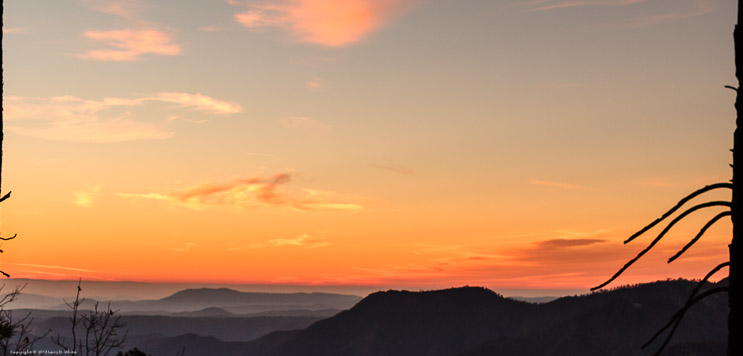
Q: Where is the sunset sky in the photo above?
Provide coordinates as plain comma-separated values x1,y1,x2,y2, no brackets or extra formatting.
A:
0,0,738,293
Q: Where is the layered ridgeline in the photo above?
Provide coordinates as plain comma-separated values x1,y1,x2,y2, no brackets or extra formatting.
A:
12,287,361,314
11,281,727,355
8,288,362,353
240,280,726,356
143,280,725,356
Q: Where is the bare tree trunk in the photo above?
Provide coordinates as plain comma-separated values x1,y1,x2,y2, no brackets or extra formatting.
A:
731,2,743,355
1,0,5,197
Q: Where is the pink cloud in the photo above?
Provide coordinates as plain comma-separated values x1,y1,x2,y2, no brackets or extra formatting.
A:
79,29,181,61
119,173,364,211
84,0,142,19
234,0,419,46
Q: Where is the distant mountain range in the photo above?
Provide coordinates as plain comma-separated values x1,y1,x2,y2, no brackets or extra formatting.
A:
12,280,728,355
12,287,362,315
133,279,726,356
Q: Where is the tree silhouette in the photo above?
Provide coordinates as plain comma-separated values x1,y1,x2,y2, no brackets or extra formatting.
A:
0,285,49,354
53,280,127,356
0,0,16,280
592,2,743,355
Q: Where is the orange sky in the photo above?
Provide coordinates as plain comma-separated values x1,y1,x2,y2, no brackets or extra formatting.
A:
0,0,737,293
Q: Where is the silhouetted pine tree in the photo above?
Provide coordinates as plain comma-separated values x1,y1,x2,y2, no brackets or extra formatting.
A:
593,2,742,354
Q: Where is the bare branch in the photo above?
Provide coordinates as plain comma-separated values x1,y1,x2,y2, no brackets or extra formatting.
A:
0,192,10,203
644,286,729,355
0,234,17,241
725,85,738,91
668,211,732,263
644,262,729,349
624,183,732,244
592,201,731,291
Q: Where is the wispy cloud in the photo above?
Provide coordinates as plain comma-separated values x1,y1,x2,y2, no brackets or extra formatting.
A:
233,0,419,46
8,116,173,143
79,29,181,61
3,27,27,34
280,116,332,130
527,0,645,12
199,26,226,32
151,92,243,114
78,0,183,62
13,263,98,273
372,163,414,176
528,178,584,189
625,0,716,26
304,79,322,90
74,185,102,207
269,233,331,248
526,0,715,26
118,173,363,211
5,93,241,142
535,238,607,248
168,242,196,252
84,0,142,19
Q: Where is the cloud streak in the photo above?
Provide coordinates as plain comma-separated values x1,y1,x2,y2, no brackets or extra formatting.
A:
79,29,181,61
78,0,184,62
84,0,142,19
13,263,98,273
269,233,331,248
626,0,716,26
119,173,363,212
527,0,645,12
234,0,419,46
372,163,414,176
526,0,715,26
528,178,584,189
535,238,607,248
280,116,332,130
5,93,241,142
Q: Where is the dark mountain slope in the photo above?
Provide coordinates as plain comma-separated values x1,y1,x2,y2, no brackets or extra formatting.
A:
241,280,727,356
244,287,533,356
466,280,727,355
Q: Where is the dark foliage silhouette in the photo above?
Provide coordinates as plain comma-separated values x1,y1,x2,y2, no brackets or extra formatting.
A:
591,2,743,355
52,280,127,356
0,285,47,355
237,282,725,356
115,347,150,356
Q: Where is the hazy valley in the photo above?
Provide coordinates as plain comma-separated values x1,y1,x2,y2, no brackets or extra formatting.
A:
2,279,726,355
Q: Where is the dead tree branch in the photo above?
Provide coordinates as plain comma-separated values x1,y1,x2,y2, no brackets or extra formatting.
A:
669,211,733,263
593,201,731,290
624,183,732,244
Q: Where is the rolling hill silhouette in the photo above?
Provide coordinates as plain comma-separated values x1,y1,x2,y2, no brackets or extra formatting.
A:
238,279,726,356
38,287,362,315
19,280,727,355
